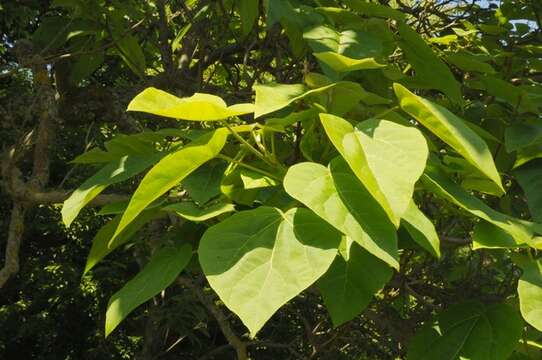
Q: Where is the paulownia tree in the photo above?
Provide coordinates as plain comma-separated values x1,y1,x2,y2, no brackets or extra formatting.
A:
2,0,542,359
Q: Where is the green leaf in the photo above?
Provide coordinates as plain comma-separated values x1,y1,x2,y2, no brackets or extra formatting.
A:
515,160,542,223
69,50,104,84
115,34,146,78
514,255,542,332
472,220,522,250
470,76,539,114
112,129,229,241
220,167,260,206
62,155,157,227
163,201,235,222
445,52,496,74
505,122,542,152
182,160,227,205
422,164,532,245
318,242,392,326
127,87,254,121
397,22,462,105
514,144,542,169
342,0,405,21
238,0,259,36
254,80,384,119
198,207,341,336
171,23,192,52
401,201,440,257
239,169,278,189
253,82,331,118
407,301,523,360
105,243,192,336
283,159,399,269
97,199,165,216
320,114,429,226
313,52,385,73
84,209,164,274
303,25,384,58
71,132,163,164
265,109,319,131
394,84,504,194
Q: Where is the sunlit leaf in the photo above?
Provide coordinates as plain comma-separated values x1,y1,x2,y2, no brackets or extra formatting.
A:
128,87,254,121
395,84,504,194
198,207,341,336
112,129,229,241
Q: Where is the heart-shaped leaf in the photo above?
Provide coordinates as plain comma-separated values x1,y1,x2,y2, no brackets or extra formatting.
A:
198,206,341,336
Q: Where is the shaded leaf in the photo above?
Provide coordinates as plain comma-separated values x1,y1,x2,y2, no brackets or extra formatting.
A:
408,301,523,360
105,243,192,336
514,159,542,223
182,160,227,205
318,242,392,326
397,22,462,105
422,164,532,245
84,209,165,274
238,0,259,36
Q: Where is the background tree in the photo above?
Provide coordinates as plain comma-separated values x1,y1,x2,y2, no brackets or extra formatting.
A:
1,0,542,359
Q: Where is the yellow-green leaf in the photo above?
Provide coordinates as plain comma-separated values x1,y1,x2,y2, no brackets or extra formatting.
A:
62,155,157,227
313,52,385,73
283,159,399,269
198,207,341,336
395,83,504,194
127,87,254,121
401,201,440,258
112,129,229,241
320,114,429,226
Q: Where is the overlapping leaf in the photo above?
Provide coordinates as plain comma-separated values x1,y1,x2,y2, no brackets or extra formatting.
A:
422,164,533,245
283,159,399,269
112,129,229,240
401,201,440,257
84,209,165,274
163,202,235,222
514,255,542,331
318,242,392,326
395,84,504,194
396,22,462,105
62,154,158,227
320,114,429,226
198,207,341,336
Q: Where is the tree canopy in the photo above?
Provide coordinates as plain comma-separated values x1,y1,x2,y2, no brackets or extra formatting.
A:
1,0,542,359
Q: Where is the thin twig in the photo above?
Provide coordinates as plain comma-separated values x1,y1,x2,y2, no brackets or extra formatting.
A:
178,277,248,360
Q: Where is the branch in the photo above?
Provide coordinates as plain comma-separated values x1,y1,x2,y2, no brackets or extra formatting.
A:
178,277,248,360
25,189,129,206
441,235,471,245
0,204,26,288
156,0,174,75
